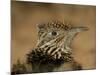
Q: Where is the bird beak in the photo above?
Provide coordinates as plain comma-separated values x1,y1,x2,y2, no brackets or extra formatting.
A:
70,26,89,32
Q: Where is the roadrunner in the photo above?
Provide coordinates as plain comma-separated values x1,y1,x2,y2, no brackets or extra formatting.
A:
12,21,88,74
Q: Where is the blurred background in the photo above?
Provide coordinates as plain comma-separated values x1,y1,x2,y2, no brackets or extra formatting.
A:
11,1,96,70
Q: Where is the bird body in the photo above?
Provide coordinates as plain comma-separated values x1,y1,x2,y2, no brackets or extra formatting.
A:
12,21,88,74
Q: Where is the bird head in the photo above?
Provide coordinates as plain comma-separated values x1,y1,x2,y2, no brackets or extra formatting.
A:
36,21,88,59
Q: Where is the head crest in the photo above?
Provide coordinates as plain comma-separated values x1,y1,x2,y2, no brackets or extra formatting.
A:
37,21,71,30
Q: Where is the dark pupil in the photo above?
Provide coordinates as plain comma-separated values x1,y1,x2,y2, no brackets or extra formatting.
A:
52,31,57,36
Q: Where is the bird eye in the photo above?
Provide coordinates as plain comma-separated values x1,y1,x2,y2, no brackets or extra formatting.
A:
48,31,58,36
51,31,57,36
